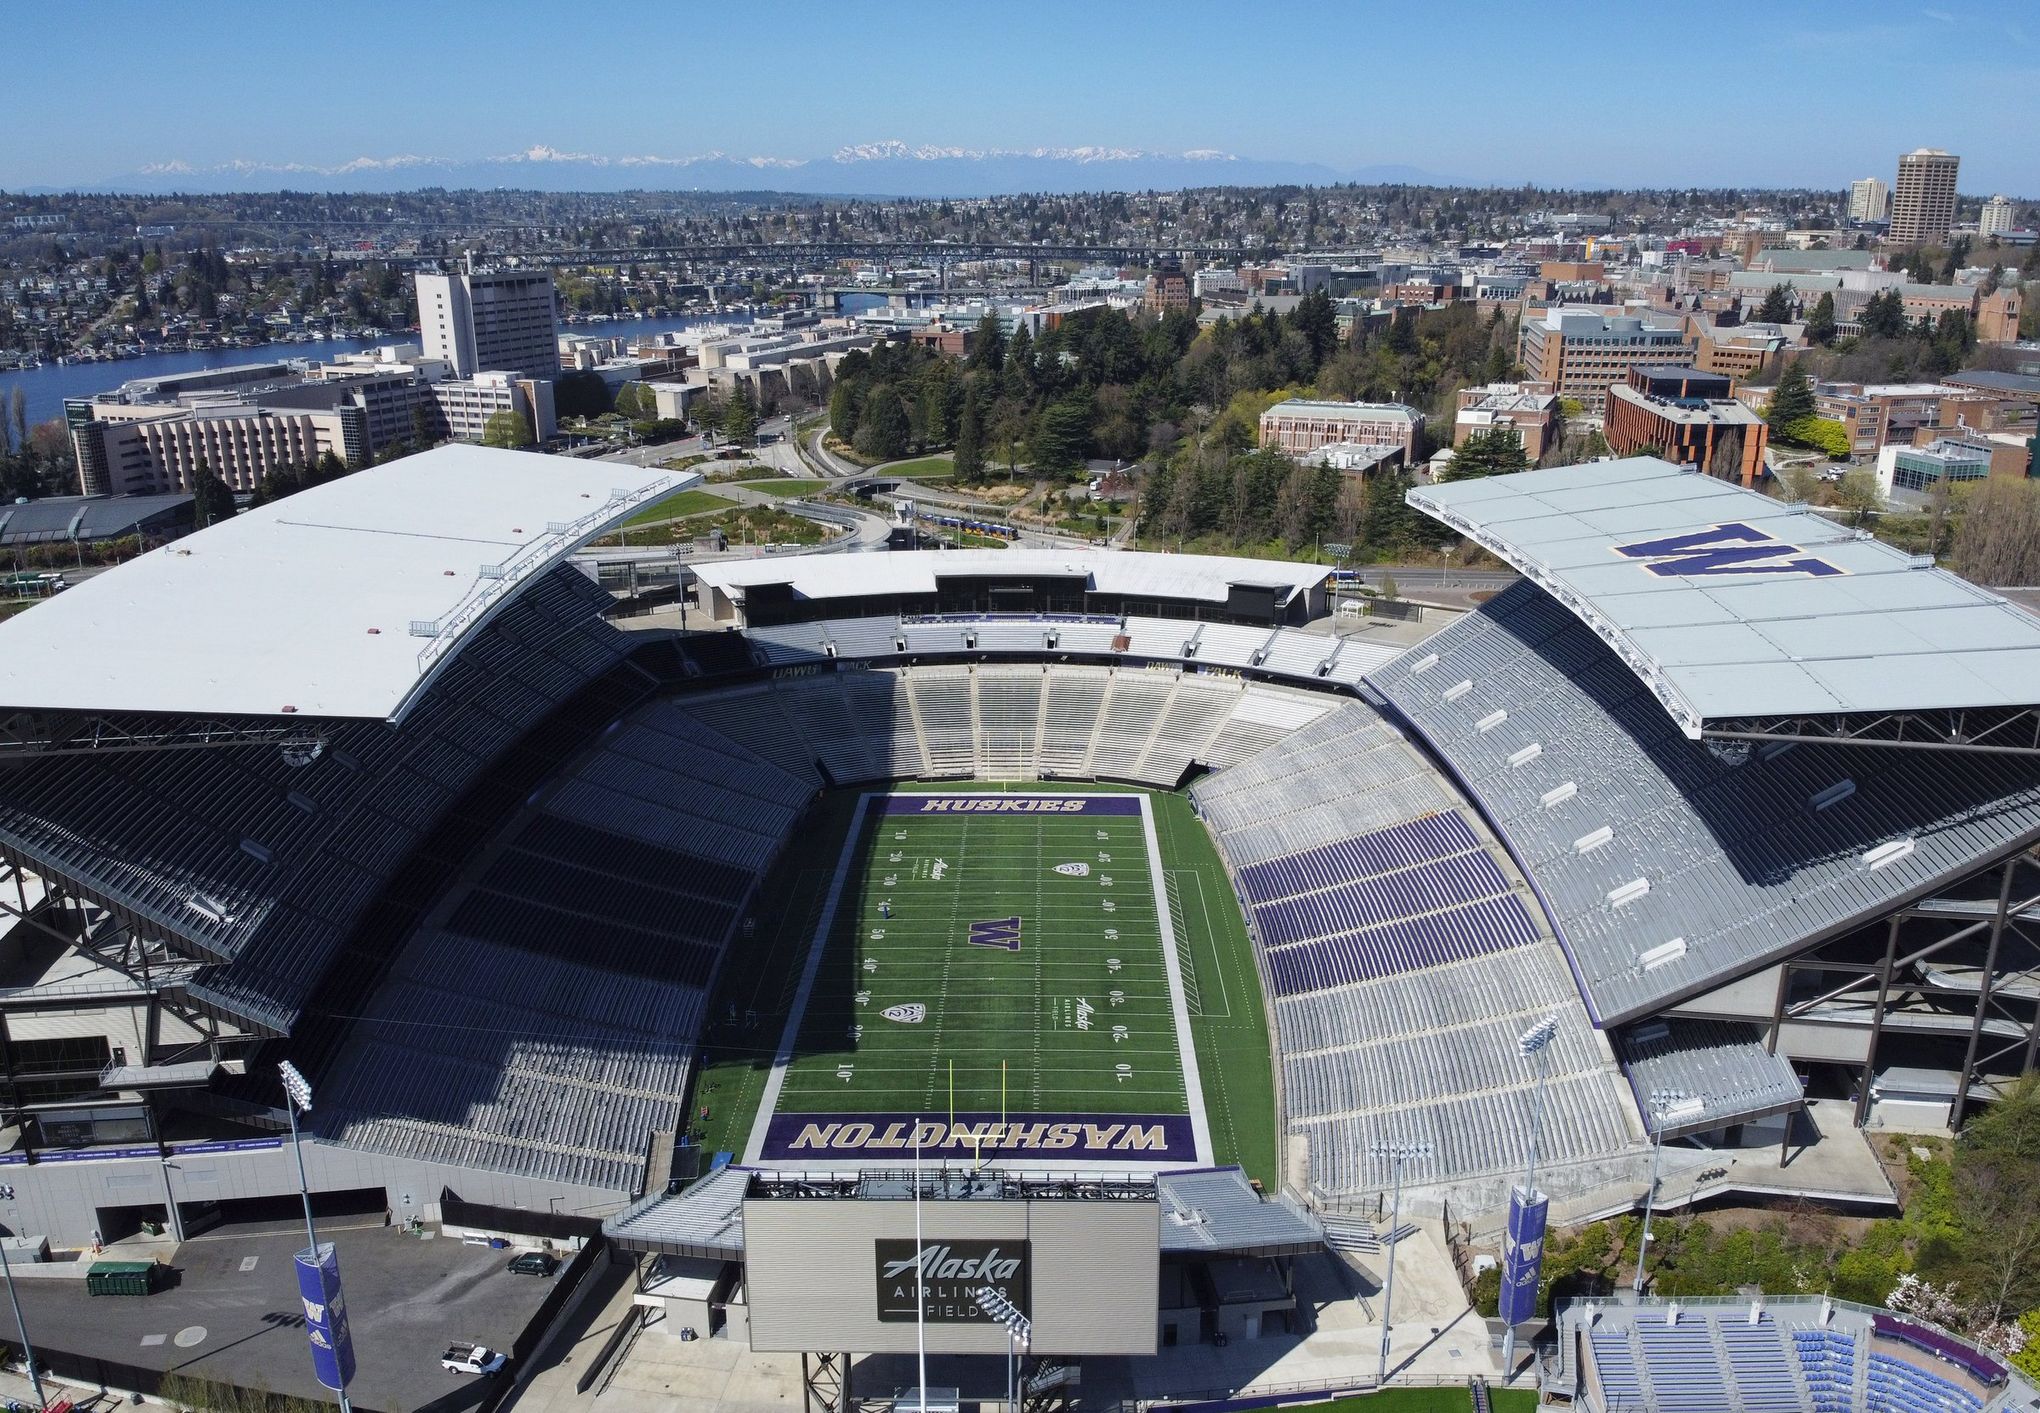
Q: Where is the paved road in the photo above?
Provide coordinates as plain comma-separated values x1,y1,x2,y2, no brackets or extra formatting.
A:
4,1224,559,1412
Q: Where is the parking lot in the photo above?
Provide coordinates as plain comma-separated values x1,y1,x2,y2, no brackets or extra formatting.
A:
5,1222,566,1412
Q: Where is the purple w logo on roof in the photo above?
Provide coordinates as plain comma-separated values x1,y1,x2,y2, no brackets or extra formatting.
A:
1612,522,1847,579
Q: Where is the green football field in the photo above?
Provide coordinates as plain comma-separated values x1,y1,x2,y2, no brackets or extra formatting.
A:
744,792,1210,1166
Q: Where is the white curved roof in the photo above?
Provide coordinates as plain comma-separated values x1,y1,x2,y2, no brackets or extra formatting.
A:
0,445,684,722
693,547,1328,605
1409,458,2040,736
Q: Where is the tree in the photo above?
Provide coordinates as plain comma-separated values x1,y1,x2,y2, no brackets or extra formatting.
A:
1439,428,1529,482
1861,289,1911,340
1805,292,1838,346
828,379,860,442
481,410,535,449
1030,396,1093,477
8,388,24,451
954,387,986,481
613,382,655,420
189,465,235,528
1831,467,1884,526
1782,417,1850,458
1756,283,1795,324
723,387,759,447
853,387,909,462
966,311,1006,374
1765,361,1816,431
1949,1075,2040,1323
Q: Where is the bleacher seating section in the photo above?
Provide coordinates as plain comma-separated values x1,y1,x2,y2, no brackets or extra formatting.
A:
1370,581,2040,1026
1573,1301,2011,1413
0,564,638,1036
1191,699,1637,1196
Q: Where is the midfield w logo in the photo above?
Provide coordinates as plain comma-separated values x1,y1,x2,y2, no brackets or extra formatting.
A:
967,916,1023,952
1612,522,1846,579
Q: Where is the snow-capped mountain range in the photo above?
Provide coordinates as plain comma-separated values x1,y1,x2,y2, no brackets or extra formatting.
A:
53,143,1444,196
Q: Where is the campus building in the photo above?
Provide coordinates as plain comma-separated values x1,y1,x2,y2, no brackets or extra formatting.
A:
416,265,560,382
1453,384,1560,460
1257,399,1423,464
1891,148,1960,245
1848,176,1890,224
1603,366,1769,486
1517,307,1696,413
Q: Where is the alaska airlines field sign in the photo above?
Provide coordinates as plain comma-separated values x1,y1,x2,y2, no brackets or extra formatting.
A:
875,1239,1030,1322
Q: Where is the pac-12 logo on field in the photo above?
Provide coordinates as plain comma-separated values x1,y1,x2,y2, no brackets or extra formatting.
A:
967,917,1022,952
1612,522,1846,579
1054,861,1091,877
881,1003,926,1024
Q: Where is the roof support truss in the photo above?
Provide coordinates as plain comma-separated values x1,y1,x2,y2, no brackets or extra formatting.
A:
1702,705,2040,757
0,711,329,763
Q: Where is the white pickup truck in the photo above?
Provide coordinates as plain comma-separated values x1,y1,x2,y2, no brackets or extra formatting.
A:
441,1342,508,1376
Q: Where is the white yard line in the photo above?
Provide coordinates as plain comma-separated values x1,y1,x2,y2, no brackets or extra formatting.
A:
743,792,872,1164
1144,793,1214,1166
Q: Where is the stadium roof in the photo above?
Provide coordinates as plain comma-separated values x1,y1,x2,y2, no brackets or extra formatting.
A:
1408,459,2040,738
0,446,682,724
0,492,192,546
692,548,1327,608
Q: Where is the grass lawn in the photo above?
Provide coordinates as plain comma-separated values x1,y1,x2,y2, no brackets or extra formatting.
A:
734,479,824,497
621,487,734,526
883,454,956,480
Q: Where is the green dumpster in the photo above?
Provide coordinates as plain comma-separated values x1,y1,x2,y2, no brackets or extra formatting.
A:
86,1260,160,1296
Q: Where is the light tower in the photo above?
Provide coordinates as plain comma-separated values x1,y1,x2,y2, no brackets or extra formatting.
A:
1634,1088,1688,1295
1499,1012,1562,1378
281,1062,356,1413
973,1284,1032,1411
1369,1137,1432,1387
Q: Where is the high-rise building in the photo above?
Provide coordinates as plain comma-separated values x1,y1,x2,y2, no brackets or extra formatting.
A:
1891,148,1960,245
1980,195,2017,238
1517,308,1696,413
1848,177,1890,224
415,265,560,382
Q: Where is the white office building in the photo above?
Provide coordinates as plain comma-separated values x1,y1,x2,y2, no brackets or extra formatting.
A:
416,266,560,382
1848,177,1889,224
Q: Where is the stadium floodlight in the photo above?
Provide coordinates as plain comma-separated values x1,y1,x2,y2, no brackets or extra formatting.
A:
1500,1011,1564,1377
973,1286,1032,1410
1634,1088,1688,1296
279,1062,353,1413
0,1184,47,1408
1367,1138,1432,1387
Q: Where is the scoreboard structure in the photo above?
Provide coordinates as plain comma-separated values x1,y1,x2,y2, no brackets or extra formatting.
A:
743,1170,1160,1358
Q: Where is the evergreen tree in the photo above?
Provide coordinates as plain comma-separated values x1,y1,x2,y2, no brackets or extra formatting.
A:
482,410,535,449
828,379,860,442
954,388,985,481
1804,292,1838,346
1766,361,1816,431
1756,283,1795,324
1439,428,1529,482
1030,396,1093,477
966,312,1006,374
853,387,910,461
189,465,235,528
1860,289,1910,339
723,387,759,447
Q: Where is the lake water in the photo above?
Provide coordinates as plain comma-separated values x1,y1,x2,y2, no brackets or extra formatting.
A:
0,310,757,431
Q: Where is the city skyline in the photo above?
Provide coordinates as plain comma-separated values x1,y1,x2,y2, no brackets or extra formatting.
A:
7,0,2039,194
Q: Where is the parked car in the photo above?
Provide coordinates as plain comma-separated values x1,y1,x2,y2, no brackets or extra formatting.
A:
442,1342,508,1376
507,1250,560,1277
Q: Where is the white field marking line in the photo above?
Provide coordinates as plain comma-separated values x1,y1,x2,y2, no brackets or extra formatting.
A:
1142,793,1212,1164
743,792,873,1164
1183,867,1232,1020
1163,871,1202,1018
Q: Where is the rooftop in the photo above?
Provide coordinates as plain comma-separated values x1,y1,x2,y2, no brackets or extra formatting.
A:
0,445,681,723
1406,458,2040,737
0,492,191,546
1608,383,1766,426
1262,398,1421,421
691,548,1329,609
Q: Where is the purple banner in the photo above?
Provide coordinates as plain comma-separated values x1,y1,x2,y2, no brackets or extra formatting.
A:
761,1111,1197,1163
295,1242,358,1392
1498,1188,1549,1327
883,795,1140,816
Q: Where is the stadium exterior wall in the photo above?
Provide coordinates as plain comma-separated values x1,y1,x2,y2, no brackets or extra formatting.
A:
743,1193,1159,1356
0,1135,628,1247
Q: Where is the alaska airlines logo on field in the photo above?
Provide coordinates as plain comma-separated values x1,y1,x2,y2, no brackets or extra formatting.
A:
967,917,1023,951
1613,522,1847,579
881,1003,927,1024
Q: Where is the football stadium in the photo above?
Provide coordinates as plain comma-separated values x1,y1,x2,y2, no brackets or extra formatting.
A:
0,445,2038,1409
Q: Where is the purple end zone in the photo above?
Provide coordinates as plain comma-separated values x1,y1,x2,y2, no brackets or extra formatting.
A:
762,1111,1197,1163
883,795,1141,816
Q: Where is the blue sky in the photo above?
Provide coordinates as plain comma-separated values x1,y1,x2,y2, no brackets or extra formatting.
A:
6,0,2037,192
